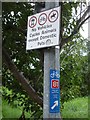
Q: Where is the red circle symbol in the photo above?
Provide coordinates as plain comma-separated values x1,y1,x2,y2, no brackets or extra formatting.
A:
29,16,37,28
38,13,47,26
48,10,58,23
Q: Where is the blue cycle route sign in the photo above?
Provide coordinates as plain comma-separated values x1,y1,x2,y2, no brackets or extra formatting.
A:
50,69,60,113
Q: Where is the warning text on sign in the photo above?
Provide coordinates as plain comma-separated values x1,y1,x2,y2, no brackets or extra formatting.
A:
26,6,60,50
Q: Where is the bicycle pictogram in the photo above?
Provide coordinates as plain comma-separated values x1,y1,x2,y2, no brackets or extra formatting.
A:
50,71,60,78
38,13,47,25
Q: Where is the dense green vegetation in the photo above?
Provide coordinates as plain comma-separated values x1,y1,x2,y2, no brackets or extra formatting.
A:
0,96,2,119
2,99,30,118
61,97,88,118
60,39,88,103
2,2,89,119
2,97,88,119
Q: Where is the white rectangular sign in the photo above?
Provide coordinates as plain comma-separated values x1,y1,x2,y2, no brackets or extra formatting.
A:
26,6,60,50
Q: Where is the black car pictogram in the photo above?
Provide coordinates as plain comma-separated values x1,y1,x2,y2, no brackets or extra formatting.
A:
31,18,35,26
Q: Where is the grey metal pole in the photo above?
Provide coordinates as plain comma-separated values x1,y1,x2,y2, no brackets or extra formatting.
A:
0,1,2,120
43,1,61,119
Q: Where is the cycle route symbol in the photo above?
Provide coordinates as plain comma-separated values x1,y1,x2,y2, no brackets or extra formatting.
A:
50,69,60,113
50,70,60,78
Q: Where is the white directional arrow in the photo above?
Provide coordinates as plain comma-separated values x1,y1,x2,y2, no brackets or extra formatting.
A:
51,101,58,110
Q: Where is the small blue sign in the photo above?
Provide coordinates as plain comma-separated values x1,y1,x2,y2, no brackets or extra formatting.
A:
50,69,60,113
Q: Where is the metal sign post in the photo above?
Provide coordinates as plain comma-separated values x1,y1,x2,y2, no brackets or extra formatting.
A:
43,1,61,119
26,1,61,119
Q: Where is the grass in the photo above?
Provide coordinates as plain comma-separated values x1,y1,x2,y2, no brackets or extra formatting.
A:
0,96,2,119
2,96,89,119
61,97,88,118
2,99,31,118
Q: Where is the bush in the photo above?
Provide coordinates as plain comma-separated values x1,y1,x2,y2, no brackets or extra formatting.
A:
61,97,88,118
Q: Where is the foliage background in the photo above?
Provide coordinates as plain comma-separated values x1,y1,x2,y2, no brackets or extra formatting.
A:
2,2,88,119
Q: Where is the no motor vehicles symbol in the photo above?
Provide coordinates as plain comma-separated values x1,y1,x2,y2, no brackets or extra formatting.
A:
29,16,37,28
29,9,58,28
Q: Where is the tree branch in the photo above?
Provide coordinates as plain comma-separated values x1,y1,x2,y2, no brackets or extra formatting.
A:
78,15,90,29
60,5,90,49
77,5,90,25
2,47,43,107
